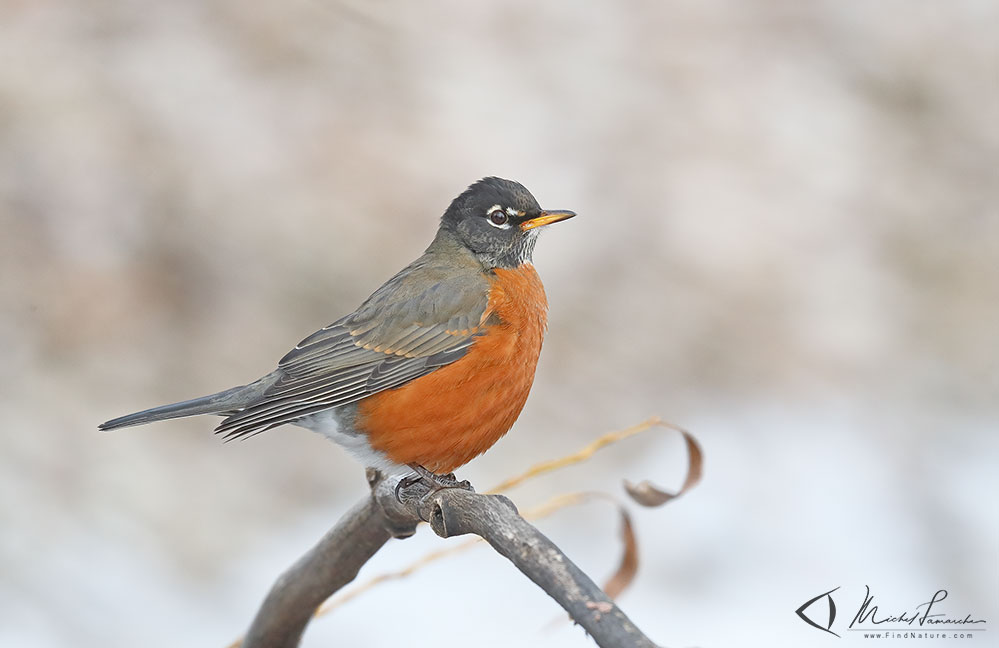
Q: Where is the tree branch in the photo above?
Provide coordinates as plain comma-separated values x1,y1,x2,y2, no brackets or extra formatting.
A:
240,469,660,648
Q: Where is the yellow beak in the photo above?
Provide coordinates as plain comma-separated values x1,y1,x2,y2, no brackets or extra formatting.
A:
519,210,577,231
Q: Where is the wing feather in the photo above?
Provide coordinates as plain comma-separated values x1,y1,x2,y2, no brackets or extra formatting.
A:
215,252,492,440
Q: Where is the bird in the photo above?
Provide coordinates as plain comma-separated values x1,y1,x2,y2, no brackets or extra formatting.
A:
100,177,575,487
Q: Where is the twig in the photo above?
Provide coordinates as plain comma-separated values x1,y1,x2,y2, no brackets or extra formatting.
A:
316,418,701,620
238,469,661,648
238,470,421,648
486,416,665,493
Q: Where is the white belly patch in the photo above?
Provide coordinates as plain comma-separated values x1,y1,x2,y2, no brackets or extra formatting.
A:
293,408,408,474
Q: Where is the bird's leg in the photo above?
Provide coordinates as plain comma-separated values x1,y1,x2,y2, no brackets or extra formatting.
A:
395,464,472,502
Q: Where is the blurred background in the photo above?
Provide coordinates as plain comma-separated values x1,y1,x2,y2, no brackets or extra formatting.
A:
2,1,996,646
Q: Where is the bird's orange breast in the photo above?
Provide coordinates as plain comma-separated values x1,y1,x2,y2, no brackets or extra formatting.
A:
357,264,548,473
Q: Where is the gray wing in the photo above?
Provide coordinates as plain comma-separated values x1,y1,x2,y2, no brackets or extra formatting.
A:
214,256,492,439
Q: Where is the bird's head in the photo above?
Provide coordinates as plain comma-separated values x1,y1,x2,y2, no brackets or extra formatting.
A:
437,177,575,268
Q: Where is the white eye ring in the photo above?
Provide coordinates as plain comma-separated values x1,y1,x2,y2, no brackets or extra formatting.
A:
486,206,510,228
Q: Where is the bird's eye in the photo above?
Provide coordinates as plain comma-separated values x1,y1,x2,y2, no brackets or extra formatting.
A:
488,209,508,226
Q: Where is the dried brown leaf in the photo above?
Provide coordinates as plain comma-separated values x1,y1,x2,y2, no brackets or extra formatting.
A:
602,508,638,599
624,426,703,507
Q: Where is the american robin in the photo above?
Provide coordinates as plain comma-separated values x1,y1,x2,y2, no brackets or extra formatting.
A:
100,177,575,485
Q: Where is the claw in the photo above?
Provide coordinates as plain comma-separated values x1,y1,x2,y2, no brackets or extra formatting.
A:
394,473,424,502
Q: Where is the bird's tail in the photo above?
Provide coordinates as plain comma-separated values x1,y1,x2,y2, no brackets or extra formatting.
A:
98,380,271,431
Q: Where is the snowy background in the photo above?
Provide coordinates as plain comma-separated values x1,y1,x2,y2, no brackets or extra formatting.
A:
2,1,997,646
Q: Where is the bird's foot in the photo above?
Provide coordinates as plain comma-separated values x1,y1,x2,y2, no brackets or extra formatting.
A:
394,464,473,502
412,464,472,490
